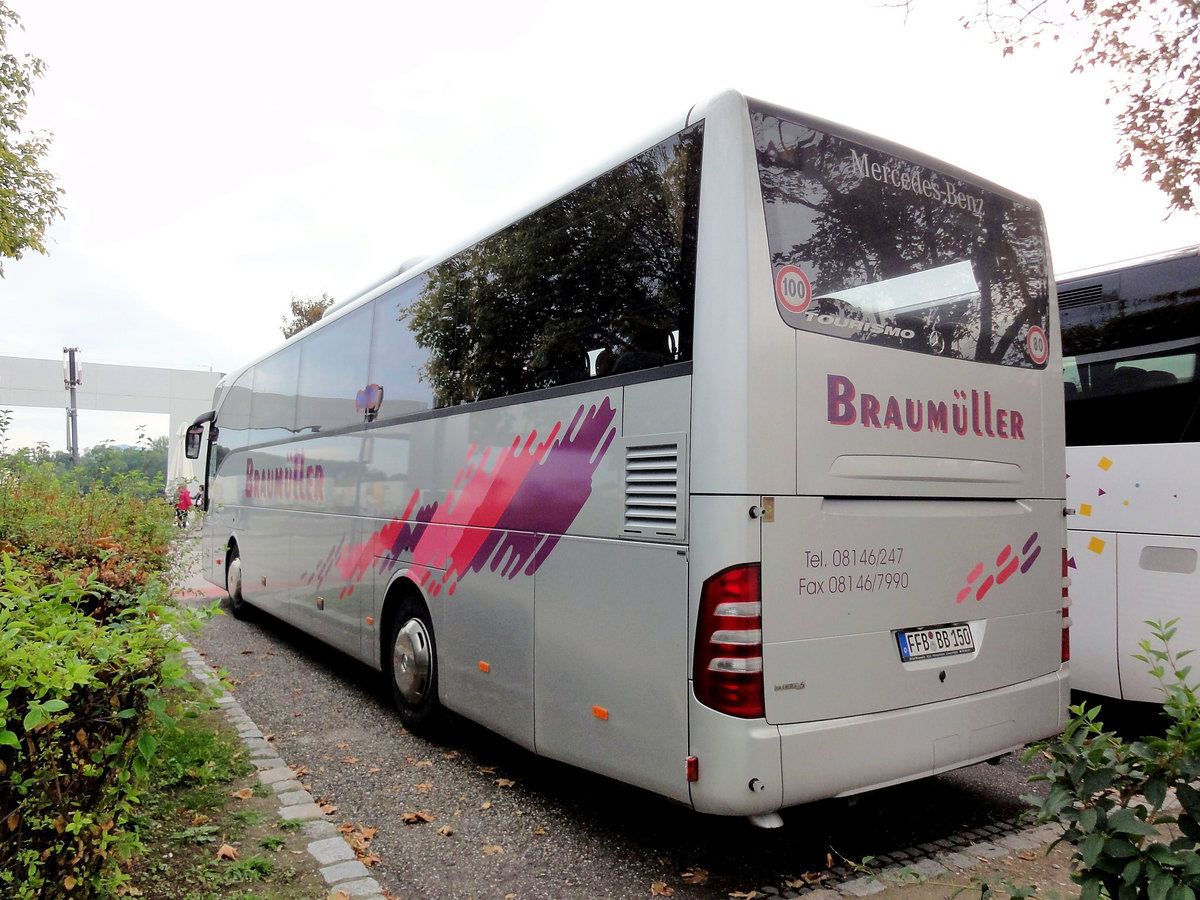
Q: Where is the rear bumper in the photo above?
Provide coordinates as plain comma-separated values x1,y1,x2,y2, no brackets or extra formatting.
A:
688,667,1068,816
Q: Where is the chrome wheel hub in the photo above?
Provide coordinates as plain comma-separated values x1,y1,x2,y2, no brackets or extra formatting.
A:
228,557,243,600
392,618,431,704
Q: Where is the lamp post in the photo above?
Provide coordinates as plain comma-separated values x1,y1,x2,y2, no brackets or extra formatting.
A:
63,347,80,464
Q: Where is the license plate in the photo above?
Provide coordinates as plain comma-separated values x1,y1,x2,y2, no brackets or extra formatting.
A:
896,624,975,662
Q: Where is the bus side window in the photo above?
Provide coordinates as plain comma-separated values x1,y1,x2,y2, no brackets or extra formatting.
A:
1064,358,1082,401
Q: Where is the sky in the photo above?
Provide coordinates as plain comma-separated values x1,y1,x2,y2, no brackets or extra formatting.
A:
1,0,1197,451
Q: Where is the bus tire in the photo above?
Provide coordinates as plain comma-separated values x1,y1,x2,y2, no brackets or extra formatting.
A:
385,595,443,733
226,547,250,620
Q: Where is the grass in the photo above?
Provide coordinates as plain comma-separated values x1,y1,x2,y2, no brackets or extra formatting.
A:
123,698,333,900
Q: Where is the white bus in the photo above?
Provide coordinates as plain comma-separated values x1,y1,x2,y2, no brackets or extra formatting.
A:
1062,246,1200,703
186,90,1068,824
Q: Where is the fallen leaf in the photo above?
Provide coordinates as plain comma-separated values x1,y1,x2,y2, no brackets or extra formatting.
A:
681,868,709,885
360,852,381,866
337,742,350,749
533,826,547,836
291,765,310,777
63,876,76,890
481,801,493,811
360,825,378,840
482,843,504,856
651,882,673,897
319,802,338,815
416,783,434,793
791,872,826,886
369,767,382,774
414,759,433,767
494,777,515,788
216,844,239,861
478,765,497,774
400,810,437,825
442,750,460,760
826,853,834,869
230,788,253,800
437,825,455,837
341,756,360,764
729,893,761,899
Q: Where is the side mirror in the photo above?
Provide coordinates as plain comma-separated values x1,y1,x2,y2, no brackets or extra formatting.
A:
185,424,204,459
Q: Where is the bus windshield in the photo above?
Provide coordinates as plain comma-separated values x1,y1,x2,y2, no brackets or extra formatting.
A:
750,101,1050,368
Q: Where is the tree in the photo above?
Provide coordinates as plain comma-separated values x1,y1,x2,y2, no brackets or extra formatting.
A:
0,1,62,276
960,0,1200,214
280,292,334,338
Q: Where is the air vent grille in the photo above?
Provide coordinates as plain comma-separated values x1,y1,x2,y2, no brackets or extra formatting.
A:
1058,284,1104,309
624,443,679,536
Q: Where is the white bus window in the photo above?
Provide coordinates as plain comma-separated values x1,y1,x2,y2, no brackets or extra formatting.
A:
369,277,435,418
297,306,372,433
1064,358,1083,401
249,347,300,444
404,125,702,408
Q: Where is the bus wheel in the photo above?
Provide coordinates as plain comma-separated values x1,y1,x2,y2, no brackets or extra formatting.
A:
386,596,442,733
226,548,249,620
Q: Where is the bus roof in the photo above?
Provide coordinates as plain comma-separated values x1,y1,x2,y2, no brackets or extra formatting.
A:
1057,244,1200,283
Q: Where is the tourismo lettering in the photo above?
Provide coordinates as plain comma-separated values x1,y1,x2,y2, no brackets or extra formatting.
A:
826,374,1025,440
796,310,915,340
849,149,984,217
245,453,326,501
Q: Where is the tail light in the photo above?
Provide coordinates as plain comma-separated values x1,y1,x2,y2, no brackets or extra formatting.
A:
1061,548,1072,663
693,563,764,718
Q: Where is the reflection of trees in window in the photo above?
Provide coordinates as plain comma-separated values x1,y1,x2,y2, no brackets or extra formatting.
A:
404,125,702,408
752,106,1048,368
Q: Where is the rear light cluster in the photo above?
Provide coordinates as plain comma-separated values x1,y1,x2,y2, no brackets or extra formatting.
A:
1061,548,1072,663
693,564,764,719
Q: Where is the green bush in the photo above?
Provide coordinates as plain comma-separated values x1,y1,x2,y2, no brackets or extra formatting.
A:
0,558,195,899
0,418,205,899
0,457,176,614
1026,619,1200,900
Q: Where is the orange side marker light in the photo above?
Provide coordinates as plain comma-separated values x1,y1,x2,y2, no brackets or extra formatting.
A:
592,705,609,721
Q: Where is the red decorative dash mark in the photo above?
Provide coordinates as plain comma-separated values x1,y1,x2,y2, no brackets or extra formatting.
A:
995,556,1021,584
956,562,985,603
975,575,996,601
